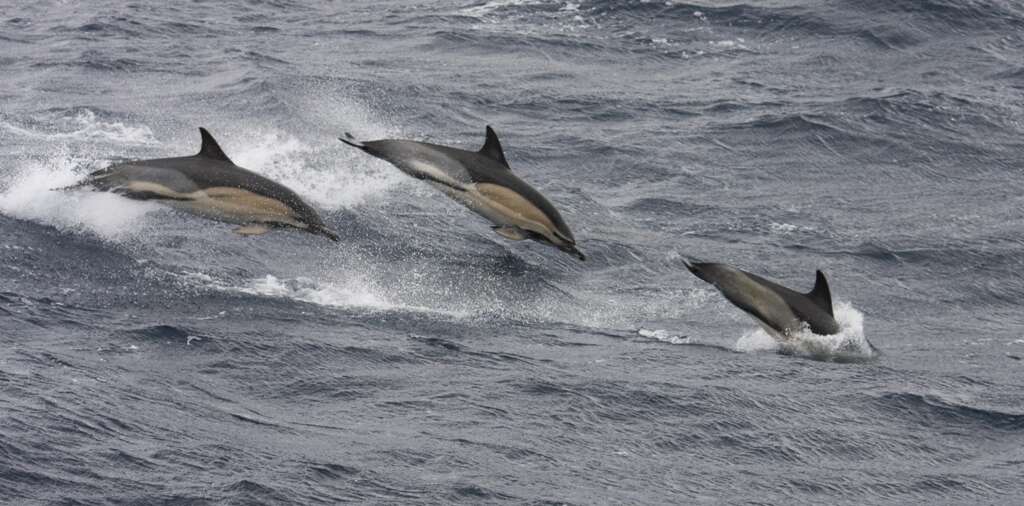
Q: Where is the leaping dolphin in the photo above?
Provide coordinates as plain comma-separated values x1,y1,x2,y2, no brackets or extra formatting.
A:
684,260,840,339
339,126,584,260
63,128,338,241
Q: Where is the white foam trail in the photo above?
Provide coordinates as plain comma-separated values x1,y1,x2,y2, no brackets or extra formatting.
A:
0,156,161,239
196,266,638,327
1,110,156,145
735,302,875,360
173,271,408,314
638,328,690,344
769,222,815,234
459,0,549,17
241,274,391,311
208,273,468,317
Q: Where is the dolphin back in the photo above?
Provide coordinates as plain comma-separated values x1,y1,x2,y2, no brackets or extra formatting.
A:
744,269,840,335
687,262,840,336
77,128,337,240
461,159,575,242
340,128,582,258
350,136,577,243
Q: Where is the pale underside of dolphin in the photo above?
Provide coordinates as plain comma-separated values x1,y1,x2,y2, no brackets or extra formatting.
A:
685,260,840,339
339,126,584,260
63,128,338,241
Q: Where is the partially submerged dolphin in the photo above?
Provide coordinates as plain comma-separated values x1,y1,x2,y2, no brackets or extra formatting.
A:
684,260,839,339
65,128,338,241
339,126,584,260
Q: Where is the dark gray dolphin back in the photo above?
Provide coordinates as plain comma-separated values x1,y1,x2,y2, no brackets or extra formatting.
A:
86,128,337,240
341,126,582,259
463,130,576,243
738,268,839,335
360,127,576,242
687,261,840,335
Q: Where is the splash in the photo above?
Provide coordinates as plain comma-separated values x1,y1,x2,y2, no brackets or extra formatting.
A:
734,302,876,361
227,129,405,211
0,155,161,240
0,110,163,239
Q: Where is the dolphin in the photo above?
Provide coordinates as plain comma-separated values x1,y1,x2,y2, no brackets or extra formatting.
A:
339,126,584,260
684,259,840,339
63,127,338,241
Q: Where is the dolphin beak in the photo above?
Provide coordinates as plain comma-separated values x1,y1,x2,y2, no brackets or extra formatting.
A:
681,256,707,280
310,225,340,242
566,245,586,261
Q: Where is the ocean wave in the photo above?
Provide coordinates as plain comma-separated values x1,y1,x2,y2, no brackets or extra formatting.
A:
875,392,1024,431
849,0,1024,32
2,0,1023,502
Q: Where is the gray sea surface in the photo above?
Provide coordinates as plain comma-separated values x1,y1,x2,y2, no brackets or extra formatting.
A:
1,0,1023,504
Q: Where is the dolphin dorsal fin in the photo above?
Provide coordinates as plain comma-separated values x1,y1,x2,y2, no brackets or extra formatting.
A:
807,270,834,317
197,127,233,163
479,125,510,168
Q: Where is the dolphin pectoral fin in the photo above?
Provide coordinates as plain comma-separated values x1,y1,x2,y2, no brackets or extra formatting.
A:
234,224,271,236
493,226,528,241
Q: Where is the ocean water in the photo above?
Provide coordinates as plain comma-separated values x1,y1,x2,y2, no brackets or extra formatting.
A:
1,0,1023,504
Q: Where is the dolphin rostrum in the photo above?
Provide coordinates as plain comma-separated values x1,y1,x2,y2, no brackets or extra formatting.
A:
684,259,840,339
339,126,584,260
64,128,338,241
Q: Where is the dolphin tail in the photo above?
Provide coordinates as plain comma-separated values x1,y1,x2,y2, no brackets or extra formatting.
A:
338,133,367,150
51,166,119,192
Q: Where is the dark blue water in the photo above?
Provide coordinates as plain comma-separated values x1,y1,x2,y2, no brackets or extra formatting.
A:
2,0,1023,503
